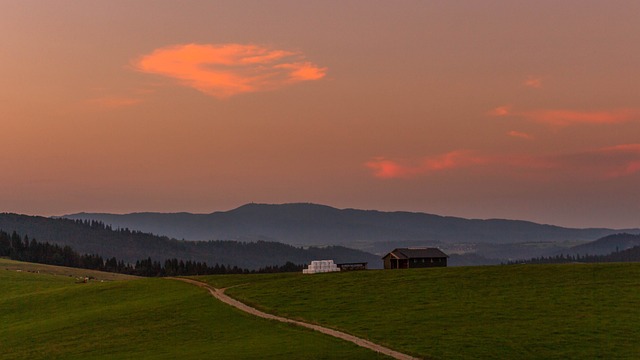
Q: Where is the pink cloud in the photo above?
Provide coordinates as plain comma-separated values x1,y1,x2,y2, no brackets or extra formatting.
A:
133,43,327,98
366,144,640,180
523,76,543,89
576,144,640,178
490,106,640,127
488,105,512,117
513,145,640,179
365,158,409,179
507,130,533,140
526,109,639,126
365,150,486,179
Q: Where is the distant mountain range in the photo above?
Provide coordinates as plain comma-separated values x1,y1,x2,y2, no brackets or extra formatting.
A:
2,204,639,268
0,213,381,269
64,203,638,254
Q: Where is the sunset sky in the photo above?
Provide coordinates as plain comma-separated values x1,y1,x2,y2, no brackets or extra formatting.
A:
2,1,640,228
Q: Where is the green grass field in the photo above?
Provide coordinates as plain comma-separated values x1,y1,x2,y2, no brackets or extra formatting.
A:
198,263,640,359
5,259,639,359
0,258,137,281
0,261,388,359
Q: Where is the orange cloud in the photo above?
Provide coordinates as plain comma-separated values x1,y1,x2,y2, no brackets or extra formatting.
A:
524,76,543,88
488,105,512,117
507,130,533,140
526,109,639,126
490,106,640,127
133,43,327,98
367,145,640,180
365,150,486,179
577,144,640,178
365,158,408,179
511,145,640,179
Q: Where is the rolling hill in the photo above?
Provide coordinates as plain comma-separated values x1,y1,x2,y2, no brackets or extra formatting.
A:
199,263,640,359
0,261,385,359
0,213,381,269
567,233,640,255
4,258,640,358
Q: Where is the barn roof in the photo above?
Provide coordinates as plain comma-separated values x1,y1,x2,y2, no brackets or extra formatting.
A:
383,247,448,259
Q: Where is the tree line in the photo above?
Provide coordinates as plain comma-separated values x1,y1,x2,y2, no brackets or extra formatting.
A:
0,230,303,276
0,214,377,270
506,246,640,265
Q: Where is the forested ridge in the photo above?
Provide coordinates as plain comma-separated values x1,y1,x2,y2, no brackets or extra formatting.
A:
0,229,303,276
508,235,640,265
0,213,380,269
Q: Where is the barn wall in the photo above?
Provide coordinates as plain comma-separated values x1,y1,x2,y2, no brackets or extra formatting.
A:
407,257,447,268
382,256,392,269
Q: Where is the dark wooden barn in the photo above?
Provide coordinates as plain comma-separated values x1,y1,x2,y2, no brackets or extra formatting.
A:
382,248,448,269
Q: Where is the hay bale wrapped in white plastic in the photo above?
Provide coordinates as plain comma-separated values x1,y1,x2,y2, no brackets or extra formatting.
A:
303,259,341,274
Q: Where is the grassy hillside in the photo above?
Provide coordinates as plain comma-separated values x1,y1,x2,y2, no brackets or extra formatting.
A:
199,263,640,359
0,258,137,281
0,262,388,359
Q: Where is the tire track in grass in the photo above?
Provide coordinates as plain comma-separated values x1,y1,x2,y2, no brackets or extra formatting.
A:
171,277,422,360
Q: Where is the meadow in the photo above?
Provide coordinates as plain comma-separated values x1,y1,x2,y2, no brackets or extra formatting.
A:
199,263,640,359
4,258,639,359
0,258,137,281
0,259,388,359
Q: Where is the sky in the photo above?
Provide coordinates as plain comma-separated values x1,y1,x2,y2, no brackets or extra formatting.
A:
2,1,640,228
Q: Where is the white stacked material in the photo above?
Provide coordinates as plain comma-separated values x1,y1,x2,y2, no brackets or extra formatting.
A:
302,259,341,274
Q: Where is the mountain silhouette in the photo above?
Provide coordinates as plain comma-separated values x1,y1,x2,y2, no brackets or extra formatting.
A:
64,203,637,251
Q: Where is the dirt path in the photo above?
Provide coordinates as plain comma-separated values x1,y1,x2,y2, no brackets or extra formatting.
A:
171,277,422,360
